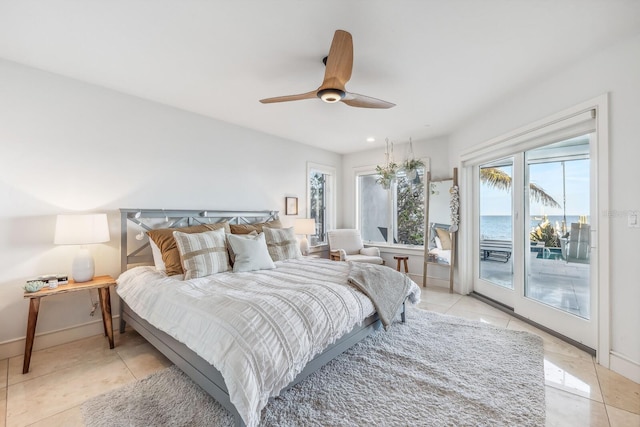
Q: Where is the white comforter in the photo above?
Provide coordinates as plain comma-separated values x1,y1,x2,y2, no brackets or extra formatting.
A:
117,258,420,427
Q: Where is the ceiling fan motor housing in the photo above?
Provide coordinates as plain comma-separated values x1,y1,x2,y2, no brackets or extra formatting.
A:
317,88,345,103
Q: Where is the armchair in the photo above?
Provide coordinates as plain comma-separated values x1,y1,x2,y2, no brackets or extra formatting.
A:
327,229,384,265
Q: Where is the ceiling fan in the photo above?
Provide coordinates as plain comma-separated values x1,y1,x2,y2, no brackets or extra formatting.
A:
259,30,395,109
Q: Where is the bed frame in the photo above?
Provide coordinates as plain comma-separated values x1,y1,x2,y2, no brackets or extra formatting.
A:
118,208,387,427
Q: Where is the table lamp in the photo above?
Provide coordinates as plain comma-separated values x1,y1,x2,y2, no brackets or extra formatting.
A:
54,213,110,282
294,218,316,256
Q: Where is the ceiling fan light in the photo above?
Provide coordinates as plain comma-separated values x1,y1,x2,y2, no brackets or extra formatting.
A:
317,88,345,103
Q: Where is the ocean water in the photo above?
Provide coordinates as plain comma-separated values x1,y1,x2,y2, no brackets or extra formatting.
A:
480,215,586,240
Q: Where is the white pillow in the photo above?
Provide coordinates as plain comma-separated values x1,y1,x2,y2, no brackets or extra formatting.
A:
227,232,276,273
227,230,258,265
149,238,166,271
173,228,229,279
263,226,302,261
435,236,443,250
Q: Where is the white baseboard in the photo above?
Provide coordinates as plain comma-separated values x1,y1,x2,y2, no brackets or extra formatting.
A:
0,316,119,361
609,351,640,383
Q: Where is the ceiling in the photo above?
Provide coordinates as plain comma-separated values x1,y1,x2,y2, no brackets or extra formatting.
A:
1,1,639,154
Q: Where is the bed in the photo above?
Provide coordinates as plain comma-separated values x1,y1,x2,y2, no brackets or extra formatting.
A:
117,209,420,427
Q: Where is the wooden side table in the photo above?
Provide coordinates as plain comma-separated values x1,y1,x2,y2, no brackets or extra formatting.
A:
393,255,409,273
22,275,116,374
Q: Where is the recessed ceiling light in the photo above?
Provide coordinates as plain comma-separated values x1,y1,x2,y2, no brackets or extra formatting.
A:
366,137,375,142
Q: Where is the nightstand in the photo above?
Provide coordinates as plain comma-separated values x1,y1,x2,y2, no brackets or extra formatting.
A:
22,275,117,374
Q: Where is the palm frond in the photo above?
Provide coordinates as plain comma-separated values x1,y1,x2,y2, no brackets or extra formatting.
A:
480,167,561,208
529,183,561,208
479,168,511,191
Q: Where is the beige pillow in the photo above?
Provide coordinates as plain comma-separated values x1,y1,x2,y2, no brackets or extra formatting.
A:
230,219,282,235
435,228,452,250
263,226,302,261
147,222,229,276
173,228,229,279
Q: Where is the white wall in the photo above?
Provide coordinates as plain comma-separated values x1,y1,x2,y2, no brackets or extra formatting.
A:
0,59,342,358
448,35,640,381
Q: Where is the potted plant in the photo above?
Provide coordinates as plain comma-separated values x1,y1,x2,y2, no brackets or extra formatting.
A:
402,158,425,181
376,162,398,189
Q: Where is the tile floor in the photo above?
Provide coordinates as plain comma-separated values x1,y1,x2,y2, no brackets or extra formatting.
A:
1,287,638,426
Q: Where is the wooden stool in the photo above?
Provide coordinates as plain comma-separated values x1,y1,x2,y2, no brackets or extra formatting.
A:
393,255,409,273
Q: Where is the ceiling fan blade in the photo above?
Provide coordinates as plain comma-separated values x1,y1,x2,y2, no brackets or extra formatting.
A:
342,92,395,109
259,90,318,104
320,30,353,91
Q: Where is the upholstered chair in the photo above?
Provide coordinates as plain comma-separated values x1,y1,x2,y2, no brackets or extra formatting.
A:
327,229,384,265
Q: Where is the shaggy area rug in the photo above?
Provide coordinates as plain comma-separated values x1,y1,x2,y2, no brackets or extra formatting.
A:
82,309,545,426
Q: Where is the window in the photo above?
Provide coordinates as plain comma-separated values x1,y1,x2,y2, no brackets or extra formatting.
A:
307,163,335,246
356,165,426,246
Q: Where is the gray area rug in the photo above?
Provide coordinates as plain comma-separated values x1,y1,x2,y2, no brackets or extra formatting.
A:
82,308,545,426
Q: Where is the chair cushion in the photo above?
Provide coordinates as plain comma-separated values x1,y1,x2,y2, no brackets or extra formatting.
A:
344,254,384,265
360,247,380,257
328,229,364,255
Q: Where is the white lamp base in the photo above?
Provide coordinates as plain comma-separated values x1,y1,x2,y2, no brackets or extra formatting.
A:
72,247,95,283
299,236,310,256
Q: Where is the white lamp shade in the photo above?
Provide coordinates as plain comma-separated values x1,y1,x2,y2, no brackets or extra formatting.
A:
294,218,316,235
54,214,110,245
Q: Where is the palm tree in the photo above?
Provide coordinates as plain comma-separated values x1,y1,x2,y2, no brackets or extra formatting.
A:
480,167,560,208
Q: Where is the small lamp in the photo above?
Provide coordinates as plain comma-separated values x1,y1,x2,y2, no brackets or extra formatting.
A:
294,218,316,256
54,213,110,283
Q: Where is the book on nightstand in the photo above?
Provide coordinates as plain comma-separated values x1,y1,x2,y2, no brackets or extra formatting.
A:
26,274,69,286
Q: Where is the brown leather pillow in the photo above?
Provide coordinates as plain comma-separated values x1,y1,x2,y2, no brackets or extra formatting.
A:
229,219,282,235
148,222,230,276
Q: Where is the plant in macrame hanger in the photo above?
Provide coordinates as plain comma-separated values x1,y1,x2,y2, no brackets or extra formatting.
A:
402,137,425,184
376,139,398,190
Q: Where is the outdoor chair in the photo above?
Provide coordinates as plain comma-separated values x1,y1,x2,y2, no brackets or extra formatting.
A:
565,223,590,264
327,229,384,264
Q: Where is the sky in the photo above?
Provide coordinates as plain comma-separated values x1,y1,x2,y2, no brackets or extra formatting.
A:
480,159,590,216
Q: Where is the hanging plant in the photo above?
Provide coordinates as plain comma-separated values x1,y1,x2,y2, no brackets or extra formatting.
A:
375,138,397,189
376,162,398,189
401,138,424,182
402,158,425,181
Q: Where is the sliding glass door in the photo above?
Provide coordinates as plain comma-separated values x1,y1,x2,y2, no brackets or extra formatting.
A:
473,135,596,348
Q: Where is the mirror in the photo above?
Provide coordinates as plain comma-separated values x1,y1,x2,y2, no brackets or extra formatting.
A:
423,168,458,292
426,179,454,265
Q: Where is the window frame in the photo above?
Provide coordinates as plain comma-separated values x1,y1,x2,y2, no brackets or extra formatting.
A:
306,162,336,247
354,159,429,248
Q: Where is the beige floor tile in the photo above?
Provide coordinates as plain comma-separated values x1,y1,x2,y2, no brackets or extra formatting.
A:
6,354,134,427
596,363,640,415
606,405,640,427
0,359,7,390
545,386,610,427
444,305,510,328
27,405,84,427
113,327,148,349
507,317,593,361
118,341,172,380
8,334,117,386
544,350,603,402
416,301,450,314
447,296,513,320
0,388,6,427
420,286,463,308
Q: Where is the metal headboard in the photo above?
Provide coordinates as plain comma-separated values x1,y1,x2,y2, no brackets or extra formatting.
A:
120,208,279,273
